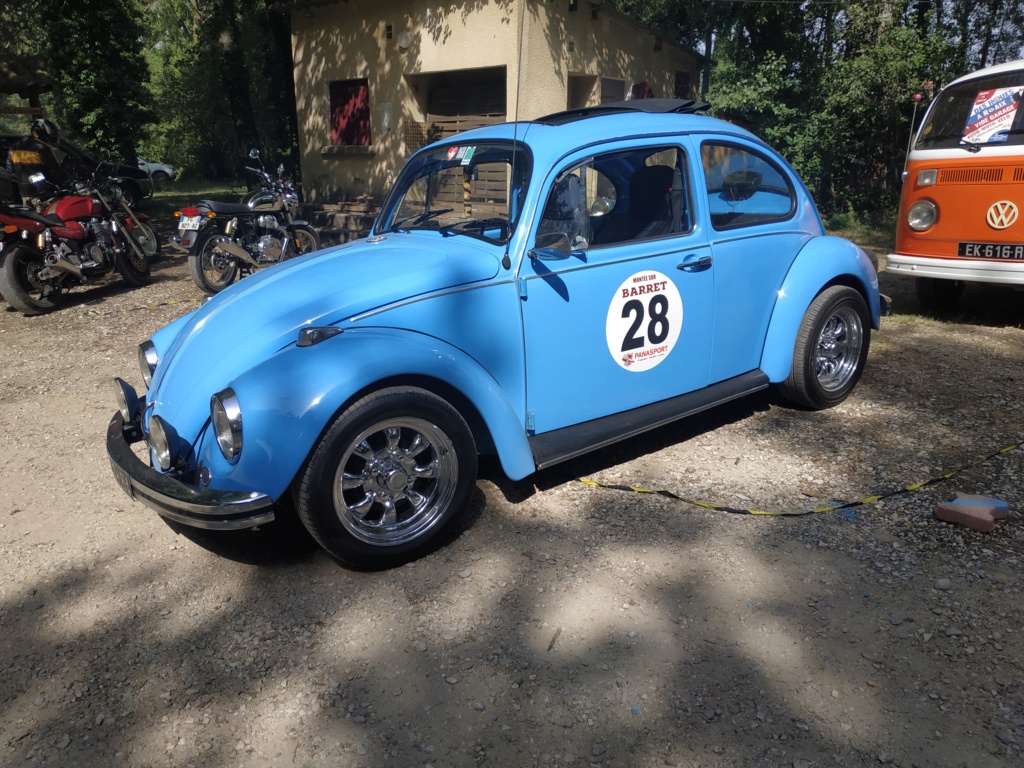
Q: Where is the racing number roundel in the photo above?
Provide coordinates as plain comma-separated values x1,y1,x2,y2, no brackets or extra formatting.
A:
606,270,682,371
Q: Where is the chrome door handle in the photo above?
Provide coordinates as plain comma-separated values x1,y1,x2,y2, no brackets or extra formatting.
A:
678,254,713,272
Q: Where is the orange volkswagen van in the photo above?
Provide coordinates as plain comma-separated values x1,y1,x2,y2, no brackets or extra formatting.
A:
886,60,1024,310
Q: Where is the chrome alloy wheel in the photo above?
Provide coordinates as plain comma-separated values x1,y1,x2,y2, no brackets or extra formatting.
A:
333,417,459,546
813,305,863,392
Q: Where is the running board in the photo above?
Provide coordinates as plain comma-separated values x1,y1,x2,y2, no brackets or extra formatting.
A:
528,370,770,470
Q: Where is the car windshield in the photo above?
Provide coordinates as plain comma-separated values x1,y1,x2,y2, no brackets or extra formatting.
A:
378,141,531,244
916,70,1024,150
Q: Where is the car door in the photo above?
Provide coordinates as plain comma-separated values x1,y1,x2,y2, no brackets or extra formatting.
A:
518,142,715,436
695,138,814,383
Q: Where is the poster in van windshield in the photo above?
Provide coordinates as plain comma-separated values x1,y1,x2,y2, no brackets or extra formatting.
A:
963,87,1022,144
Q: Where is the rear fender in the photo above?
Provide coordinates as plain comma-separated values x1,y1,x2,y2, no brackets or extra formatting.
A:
197,327,535,501
760,237,881,382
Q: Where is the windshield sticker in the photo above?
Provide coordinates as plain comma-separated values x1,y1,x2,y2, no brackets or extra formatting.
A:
606,271,682,372
447,146,459,161
460,146,476,166
963,88,1023,143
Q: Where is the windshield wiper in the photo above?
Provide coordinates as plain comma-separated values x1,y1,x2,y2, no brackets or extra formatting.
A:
390,208,454,232
439,218,512,241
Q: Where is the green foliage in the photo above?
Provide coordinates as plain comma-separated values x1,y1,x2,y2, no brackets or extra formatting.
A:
43,0,154,163
141,0,299,181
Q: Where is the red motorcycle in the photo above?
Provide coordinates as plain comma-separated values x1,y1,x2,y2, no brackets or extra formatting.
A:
0,175,160,315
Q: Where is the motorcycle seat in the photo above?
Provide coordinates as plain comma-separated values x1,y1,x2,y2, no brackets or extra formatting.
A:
199,199,257,216
10,206,64,227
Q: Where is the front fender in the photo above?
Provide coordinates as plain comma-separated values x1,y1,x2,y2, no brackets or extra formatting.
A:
199,327,535,502
760,237,881,382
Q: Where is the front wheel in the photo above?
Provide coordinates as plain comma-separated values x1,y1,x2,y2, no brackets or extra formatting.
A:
295,387,478,570
0,245,64,315
284,224,321,260
115,227,152,287
915,277,965,312
128,220,163,264
779,285,870,410
188,231,239,294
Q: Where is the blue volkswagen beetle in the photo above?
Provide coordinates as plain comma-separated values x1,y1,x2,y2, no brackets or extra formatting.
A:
107,99,885,569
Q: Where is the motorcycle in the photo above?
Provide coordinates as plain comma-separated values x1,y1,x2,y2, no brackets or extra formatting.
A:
0,174,161,315
173,149,320,294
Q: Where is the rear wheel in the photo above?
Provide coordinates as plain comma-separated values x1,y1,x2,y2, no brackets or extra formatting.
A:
779,285,870,410
295,387,477,570
915,277,965,312
0,245,64,315
188,231,238,294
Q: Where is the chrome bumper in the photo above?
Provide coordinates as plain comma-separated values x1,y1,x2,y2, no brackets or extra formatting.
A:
106,412,275,530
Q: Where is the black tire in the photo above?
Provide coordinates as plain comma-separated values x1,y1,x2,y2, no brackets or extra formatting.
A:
285,224,320,259
151,170,170,188
188,231,238,294
295,386,478,570
129,220,163,263
915,277,965,312
779,285,870,410
0,245,63,315
115,228,152,287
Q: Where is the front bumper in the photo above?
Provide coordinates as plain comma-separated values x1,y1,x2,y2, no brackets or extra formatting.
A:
885,253,1024,286
106,412,275,530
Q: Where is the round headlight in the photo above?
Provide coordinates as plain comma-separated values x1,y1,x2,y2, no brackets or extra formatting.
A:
907,200,938,231
139,341,158,388
211,388,242,462
149,415,173,470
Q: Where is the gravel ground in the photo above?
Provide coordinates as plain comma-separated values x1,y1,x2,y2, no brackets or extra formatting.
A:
0,243,1022,768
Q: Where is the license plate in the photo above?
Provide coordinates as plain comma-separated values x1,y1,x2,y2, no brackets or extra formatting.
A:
178,215,202,231
957,242,1024,260
109,457,135,500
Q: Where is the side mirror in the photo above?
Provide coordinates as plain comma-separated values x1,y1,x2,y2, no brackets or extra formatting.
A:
248,148,260,159
530,232,571,261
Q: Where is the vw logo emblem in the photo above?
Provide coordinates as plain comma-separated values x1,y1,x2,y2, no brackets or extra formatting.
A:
986,201,1019,230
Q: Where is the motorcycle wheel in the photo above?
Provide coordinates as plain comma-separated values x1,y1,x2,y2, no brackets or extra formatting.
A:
286,224,321,259
129,220,163,264
189,231,239,294
0,245,64,315
115,232,152,287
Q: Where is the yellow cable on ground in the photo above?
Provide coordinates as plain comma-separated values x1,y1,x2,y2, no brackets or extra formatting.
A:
579,439,1024,517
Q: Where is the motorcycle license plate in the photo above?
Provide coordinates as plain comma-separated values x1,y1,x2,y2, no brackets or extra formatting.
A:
178,215,202,231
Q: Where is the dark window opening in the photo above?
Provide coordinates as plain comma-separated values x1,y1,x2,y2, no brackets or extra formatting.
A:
330,79,372,146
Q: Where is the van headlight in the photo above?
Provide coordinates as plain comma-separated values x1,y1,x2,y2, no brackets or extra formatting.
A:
211,388,243,462
907,200,938,231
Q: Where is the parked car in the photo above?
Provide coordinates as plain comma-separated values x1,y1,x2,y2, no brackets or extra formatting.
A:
107,99,887,570
0,134,153,208
137,157,177,187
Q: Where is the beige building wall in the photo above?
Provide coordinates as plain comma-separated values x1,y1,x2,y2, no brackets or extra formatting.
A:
291,0,700,201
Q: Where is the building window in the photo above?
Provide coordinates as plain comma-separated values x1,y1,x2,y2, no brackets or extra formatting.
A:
330,79,372,146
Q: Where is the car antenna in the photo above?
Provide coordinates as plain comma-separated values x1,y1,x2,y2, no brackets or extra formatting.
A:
503,0,528,271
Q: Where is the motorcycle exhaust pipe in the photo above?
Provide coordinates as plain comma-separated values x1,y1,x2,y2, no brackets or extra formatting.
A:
213,240,260,267
45,252,83,279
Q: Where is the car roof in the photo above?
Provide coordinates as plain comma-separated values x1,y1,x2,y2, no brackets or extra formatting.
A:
431,100,766,171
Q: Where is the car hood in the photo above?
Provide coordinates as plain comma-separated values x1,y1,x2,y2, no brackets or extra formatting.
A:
150,234,502,427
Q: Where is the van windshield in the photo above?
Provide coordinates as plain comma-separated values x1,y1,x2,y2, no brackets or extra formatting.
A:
916,70,1024,150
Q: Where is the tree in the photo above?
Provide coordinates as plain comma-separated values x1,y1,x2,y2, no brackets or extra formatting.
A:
44,0,154,162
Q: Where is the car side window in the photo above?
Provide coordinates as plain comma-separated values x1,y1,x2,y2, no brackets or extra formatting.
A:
535,146,692,250
700,142,796,230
